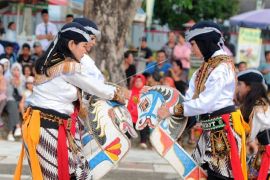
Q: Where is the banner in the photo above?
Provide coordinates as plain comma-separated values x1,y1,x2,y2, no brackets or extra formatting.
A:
236,27,262,68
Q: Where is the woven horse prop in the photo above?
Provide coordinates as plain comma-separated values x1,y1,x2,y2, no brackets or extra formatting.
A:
136,85,207,180
81,99,137,180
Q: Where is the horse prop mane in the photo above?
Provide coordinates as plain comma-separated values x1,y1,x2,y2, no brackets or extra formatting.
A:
136,85,207,179
81,98,137,180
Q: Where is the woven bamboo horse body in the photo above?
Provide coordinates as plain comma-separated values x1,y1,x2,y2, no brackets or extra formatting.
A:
81,98,137,180
136,85,207,180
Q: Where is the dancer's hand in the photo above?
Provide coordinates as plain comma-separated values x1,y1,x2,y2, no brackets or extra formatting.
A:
157,105,170,120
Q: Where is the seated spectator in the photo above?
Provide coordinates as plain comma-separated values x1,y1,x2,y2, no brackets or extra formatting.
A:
31,41,44,62
123,50,136,88
66,14,74,23
162,76,175,88
167,60,188,95
17,43,34,68
238,61,247,72
5,63,24,141
0,64,6,127
22,76,34,108
22,65,33,79
145,50,171,76
143,71,162,86
0,42,16,64
0,58,11,79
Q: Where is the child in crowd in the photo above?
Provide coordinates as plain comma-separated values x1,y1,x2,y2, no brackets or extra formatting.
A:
236,70,270,179
0,64,6,127
127,74,148,149
21,76,34,110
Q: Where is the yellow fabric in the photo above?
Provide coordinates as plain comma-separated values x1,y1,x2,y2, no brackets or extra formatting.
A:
231,109,249,180
14,108,43,180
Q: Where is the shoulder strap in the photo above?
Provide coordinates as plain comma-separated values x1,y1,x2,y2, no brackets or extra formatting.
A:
35,58,81,85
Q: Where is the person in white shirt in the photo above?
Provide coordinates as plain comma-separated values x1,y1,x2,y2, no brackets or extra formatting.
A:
4,22,17,42
157,21,246,180
14,22,128,180
35,9,58,50
73,18,104,81
236,70,270,180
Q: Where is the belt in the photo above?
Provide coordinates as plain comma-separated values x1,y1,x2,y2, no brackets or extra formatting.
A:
201,116,225,131
257,129,270,145
199,105,235,120
30,106,70,129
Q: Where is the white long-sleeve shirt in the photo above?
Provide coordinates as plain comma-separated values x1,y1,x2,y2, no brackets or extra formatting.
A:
28,63,115,115
183,49,235,117
80,54,104,82
249,106,270,142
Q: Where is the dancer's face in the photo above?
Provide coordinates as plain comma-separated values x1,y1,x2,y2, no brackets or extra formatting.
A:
69,40,87,60
236,81,250,103
190,40,203,59
86,35,97,52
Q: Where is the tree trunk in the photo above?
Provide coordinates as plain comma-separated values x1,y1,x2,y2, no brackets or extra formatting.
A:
84,0,141,86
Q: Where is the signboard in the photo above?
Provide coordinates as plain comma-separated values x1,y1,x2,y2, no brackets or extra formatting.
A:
236,27,262,68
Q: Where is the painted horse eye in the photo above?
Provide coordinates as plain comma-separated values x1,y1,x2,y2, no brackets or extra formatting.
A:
139,98,149,111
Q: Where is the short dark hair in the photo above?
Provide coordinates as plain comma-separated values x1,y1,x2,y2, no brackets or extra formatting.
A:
238,61,247,66
172,60,183,69
157,49,166,55
8,22,15,29
265,50,270,57
66,14,74,18
141,37,147,42
5,42,13,48
22,43,31,50
124,51,132,59
41,9,48,15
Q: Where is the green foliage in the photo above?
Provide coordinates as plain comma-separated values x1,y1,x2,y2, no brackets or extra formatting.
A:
151,0,239,30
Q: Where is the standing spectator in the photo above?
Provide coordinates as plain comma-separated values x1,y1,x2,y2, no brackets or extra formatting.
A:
258,51,270,91
31,41,44,62
6,63,24,141
145,50,171,76
35,9,58,50
237,61,247,72
0,42,16,64
17,43,33,68
123,51,136,88
4,22,17,43
224,32,236,57
173,32,191,82
127,75,148,149
138,37,153,64
162,31,176,62
65,14,74,23
0,64,6,127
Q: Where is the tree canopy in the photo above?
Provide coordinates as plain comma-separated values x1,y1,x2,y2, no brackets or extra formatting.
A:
150,0,239,30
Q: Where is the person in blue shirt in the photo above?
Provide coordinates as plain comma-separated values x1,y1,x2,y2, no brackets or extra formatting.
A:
144,49,171,77
258,50,270,91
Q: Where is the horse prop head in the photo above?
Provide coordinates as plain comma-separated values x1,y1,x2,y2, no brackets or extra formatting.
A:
136,85,187,140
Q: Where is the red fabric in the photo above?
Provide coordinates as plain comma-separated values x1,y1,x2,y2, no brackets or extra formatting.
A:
221,114,244,180
57,110,78,180
127,74,146,123
258,145,270,180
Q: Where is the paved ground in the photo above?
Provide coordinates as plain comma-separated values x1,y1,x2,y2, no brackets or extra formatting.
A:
0,140,197,180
